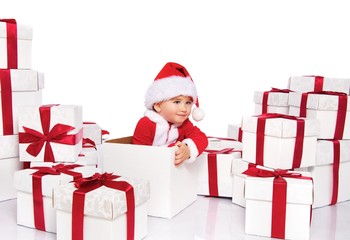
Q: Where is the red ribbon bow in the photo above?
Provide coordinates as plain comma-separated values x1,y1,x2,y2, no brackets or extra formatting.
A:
0,19,18,69
31,164,83,231
71,172,135,240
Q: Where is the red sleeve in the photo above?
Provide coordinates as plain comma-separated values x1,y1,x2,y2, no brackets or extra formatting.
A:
132,117,156,145
178,119,208,155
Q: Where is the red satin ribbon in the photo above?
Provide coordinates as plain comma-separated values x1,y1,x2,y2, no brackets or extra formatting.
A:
82,138,97,150
243,167,312,239
204,148,241,196
313,76,324,92
262,88,293,114
31,164,83,231
330,140,340,205
18,104,83,162
0,19,18,69
0,69,14,135
255,113,305,169
299,91,347,139
72,172,135,240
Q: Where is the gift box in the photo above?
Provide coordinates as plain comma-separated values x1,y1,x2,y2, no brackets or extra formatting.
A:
0,69,44,136
242,114,318,169
76,144,102,167
18,104,83,162
288,75,350,94
0,135,18,159
53,173,150,240
297,140,350,208
13,164,100,233
190,139,242,197
289,91,350,139
103,136,197,219
227,123,243,142
206,136,242,150
0,157,21,201
82,122,105,145
244,168,313,240
254,89,290,115
0,19,32,69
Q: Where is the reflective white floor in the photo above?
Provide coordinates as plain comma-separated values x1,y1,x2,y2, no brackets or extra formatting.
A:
1,196,349,240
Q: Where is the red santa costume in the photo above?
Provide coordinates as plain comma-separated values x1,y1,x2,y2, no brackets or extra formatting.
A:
132,62,208,163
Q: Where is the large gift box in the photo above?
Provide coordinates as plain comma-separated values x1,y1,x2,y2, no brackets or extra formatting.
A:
288,75,350,94
190,137,242,197
0,19,32,69
0,69,44,136
0,157,21,201
244,167,313,240
18,104,83,163
13,164,100,233
254,88,290,115
103,136,197,219
53,173,150,240
289,91,350,139
242,114,318,169
297,140,350,208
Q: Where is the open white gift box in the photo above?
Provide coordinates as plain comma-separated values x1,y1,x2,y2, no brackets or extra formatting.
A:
254,90,289,115
103,136,197,219
288,76,350,94
297,140,350,208
0,20,32,69
13,165,100,233
242,114,319,169
18,104,83,163
244,169,313,240
53,174,150,240
289,91,350,140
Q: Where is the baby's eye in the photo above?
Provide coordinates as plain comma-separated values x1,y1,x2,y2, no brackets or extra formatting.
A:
174,100,181,104
186,101,193,105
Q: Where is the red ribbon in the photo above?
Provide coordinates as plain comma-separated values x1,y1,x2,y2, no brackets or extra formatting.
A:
82,138,97,150
0,19,18,69
204,148,241,196
30,164,83,231
243,167,312,239
255,113,305,169
329,140,340,205
299,91,347,139
18,104,83,162
262,88,293,114
72,172,135,240
0,69,14,135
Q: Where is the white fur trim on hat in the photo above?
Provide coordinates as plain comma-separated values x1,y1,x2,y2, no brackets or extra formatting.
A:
145,76,197,110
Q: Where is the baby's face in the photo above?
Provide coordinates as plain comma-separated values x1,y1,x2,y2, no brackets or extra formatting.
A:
154,95,194,125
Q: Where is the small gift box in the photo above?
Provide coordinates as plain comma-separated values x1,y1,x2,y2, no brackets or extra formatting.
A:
289,91,350,140
0,19,32,69
18,104,83,163
53,172,150,240
244,167,313,240
288,75,350,94
254,88,291,115
14,164,100,233
242,113,318,169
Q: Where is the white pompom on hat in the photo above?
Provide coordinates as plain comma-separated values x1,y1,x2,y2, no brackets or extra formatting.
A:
145,62,204,121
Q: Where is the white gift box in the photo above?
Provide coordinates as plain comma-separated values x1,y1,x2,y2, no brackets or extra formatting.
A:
190,147,242,198
82,122,103,145
227,123,243,142
13,165,100,233
242,115,318,169
76,144,103,167
53,175,150,240
245,170,313,240
0,157,21,201
0,20,32,69
231,158,254,207
103,137,197,219
0,135,18,159
254,90,289,115
289,91,350,139
0,69,44,135
297,140,350,208
206,136,242,150
288,76,350,94
18,104,83,162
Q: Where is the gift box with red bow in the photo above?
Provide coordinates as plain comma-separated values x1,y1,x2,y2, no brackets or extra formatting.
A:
0,19,32,69
254,88,291,115
13,164,100,233
53,172,150,240
242,113,319,169
18,104,83,163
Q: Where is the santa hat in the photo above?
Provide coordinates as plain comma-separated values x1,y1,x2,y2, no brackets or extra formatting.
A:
145,62,205,121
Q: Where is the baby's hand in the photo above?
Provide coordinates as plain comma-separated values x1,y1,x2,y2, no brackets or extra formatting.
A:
174,141,190,166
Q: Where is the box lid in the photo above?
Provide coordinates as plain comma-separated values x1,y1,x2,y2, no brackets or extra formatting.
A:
242,115,319,138
0,69,44,92
245,170,313,204
207,136,242,150
254,91,289,106
53,175,150,220
0,21,33,40
288,76,350,94
316,140,350,165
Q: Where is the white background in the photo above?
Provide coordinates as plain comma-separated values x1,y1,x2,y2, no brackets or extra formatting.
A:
2,0,350,138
